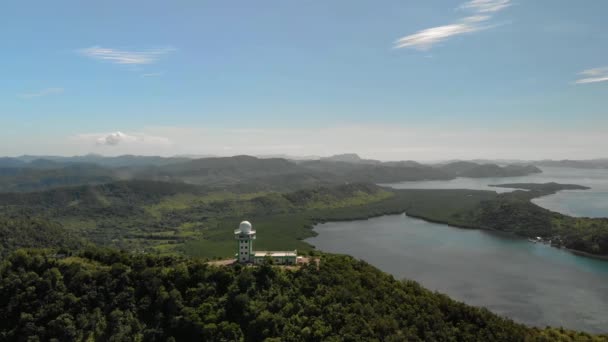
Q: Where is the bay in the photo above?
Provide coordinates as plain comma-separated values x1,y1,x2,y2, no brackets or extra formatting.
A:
307,214,608,333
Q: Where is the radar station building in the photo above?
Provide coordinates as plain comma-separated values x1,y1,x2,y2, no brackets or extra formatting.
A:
234,221,297,265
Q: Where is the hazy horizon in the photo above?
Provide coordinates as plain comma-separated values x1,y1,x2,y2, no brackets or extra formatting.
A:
2,150,607,164
3,0,607,161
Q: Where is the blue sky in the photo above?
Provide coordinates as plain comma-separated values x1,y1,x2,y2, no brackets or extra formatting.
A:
1,0,607,160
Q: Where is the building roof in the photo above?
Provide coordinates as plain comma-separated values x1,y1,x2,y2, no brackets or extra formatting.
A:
253,251,297,257
234,220,256,236
240,221,252,233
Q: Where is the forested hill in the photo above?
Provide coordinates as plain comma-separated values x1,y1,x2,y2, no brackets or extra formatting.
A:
0,155,542,193
0,164,115,193
0,214,81,257
0,180,212,210
0,180,392,254
2,179,607,258
1,249,604,341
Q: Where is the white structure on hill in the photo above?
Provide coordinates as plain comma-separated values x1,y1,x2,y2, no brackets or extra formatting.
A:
234,220,297,265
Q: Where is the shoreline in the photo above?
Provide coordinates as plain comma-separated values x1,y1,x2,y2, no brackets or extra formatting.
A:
406,212,608,262
312,211,608,262
563,248,608,261
307,212,608,334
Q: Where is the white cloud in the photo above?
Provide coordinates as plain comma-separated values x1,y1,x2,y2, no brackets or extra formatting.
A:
18,87,64,99
96,132,136,146
78,46,175,65
575,67,608,84
74,131,171,147
394,0,510,50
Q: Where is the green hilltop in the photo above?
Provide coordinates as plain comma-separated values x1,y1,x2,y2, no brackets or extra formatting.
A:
1,248,605,341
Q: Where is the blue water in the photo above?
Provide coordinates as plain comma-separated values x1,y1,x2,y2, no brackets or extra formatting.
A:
382,167,608,218
308,214,608,333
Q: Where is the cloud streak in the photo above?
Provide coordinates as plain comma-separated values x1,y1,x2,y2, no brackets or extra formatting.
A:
18,87,64,99
575,67,608,84
141,72,165,77
394,0,510,50
394,15,491,50
78,46,175,65
460,0,511,13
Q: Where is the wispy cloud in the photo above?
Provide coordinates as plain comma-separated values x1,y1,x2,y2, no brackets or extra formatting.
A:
18,87,64,99
460,0,511,13
78,46,175,65
141,72,165,77
575,67,608,84
394,0,510,50
395,15,492,50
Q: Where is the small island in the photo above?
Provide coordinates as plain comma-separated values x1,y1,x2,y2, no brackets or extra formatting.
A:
490,182,591,193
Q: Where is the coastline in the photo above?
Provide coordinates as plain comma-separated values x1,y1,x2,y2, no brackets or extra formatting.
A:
306,211,608,334
563,248,608,261
307,181,608,262
312,210,608,262
405,212,608,262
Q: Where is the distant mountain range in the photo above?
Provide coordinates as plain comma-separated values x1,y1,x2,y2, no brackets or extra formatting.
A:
3,154,191,168
531,159,608,169
3,153,607,168
0,153,544,193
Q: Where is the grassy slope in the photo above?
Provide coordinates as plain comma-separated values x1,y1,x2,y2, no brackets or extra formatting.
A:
182,188,495,258
0,181,399,256
178,184,608,258
1,180,606,258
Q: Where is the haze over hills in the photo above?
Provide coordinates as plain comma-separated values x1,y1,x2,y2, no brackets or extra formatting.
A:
0,154,543,193
531,159,608,169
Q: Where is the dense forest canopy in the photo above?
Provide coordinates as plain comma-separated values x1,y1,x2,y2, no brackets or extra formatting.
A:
0,214,81,257
1,249,604,341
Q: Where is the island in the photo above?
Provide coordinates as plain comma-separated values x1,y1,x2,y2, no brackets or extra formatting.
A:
490,182,591,192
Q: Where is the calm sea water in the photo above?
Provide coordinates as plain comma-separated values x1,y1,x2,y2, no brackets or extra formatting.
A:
308,167,608,332
307,214,608,333
383,166,608,218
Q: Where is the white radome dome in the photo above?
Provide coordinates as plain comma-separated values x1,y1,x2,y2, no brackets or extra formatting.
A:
239,221,252,233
